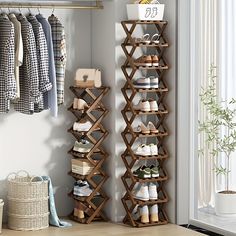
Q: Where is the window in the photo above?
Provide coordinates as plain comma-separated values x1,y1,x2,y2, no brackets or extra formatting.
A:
189,0,236,234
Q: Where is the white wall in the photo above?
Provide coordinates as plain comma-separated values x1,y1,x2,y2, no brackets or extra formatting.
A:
92,0,177,223
0,8,92,221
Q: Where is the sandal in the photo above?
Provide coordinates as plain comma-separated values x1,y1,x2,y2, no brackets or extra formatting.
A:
151,33,160,44
133,34,150,44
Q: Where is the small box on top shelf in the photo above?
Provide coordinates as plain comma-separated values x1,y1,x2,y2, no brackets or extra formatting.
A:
127,0,165,21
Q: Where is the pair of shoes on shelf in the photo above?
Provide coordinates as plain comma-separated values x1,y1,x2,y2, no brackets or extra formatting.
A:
133,165,160,179
74,208,85,219
134,55,159,67
73,140,93,153
133,33,160,45
73,120,93,132
74,202,93,219
74,180,93,197
134,121,159,134
133,99,158,112
134,143,158,156
133,183,158,201
73,98,89,110
140,205,159,223
133,76,159,89
132,204,159,224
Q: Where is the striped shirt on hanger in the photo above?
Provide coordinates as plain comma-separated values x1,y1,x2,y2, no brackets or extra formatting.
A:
48,14,67,106
0,14,17,113
8,13,23,102
36,14,58,117
14,14,41,115
27,14,52,113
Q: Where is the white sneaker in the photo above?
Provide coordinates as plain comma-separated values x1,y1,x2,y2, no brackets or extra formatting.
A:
73,180,92,197
73,120,92,132
149,99,158,111
133,184,149,201
133,100,151,112
149,183,158,200
134,144,151,156
149,144,158,155
149,76,159,88
150,204,159,222
73,140,93,153
140,205,149,223
133,78,151,89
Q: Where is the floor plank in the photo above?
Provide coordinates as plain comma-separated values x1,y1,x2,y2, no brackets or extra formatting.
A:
1,222,204,236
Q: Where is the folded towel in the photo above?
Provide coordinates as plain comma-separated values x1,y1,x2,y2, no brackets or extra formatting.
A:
42,176,72,228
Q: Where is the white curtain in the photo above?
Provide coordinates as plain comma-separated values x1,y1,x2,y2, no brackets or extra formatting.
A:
217,0,236,193
197,0,217,208
197,0,236,208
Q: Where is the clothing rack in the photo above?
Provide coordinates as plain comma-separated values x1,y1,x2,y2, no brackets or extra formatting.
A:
0,1,103,10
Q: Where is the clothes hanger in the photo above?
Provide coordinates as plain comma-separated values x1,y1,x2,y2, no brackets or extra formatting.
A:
51,7,55,16
18,5,22,16
28,6,33,16
37,7,41,15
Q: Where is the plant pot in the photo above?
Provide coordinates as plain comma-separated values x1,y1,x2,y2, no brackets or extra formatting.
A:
0,199,4,234
215,191,236,217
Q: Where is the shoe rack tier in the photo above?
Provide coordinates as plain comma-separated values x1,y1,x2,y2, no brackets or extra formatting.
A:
121,20,169,227
68,86,109,224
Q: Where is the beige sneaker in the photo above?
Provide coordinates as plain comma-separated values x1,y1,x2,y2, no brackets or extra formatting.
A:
73,120,93,132
148,122,159,133
133,100,151,112
149,99,158,111
140,205,149,223
77,99,89,110
134,122,150,134
152,55,159,66
74,208,85,219
150,204,159,222
134,55,152,67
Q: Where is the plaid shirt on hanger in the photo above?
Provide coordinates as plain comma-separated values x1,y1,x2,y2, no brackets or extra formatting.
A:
14,14,41,115
48,14,67,106
0,14,17,113
27,14,52,113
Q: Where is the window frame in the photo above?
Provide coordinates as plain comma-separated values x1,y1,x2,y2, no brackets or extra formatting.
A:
177,0,236,235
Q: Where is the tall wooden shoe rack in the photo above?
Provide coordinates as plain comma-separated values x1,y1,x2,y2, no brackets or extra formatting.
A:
121,20,169,227
68,86,109,224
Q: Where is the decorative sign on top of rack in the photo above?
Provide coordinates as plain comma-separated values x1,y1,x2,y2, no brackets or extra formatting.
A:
0,1,103,9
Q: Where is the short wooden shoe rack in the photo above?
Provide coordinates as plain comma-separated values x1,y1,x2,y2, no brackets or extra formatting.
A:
121,20,169,227
68,86,109,224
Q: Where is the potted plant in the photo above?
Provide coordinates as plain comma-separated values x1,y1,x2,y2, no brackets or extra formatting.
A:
199,65,236,216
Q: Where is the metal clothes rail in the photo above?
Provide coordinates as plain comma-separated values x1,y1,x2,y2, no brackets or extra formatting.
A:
0,1,103,10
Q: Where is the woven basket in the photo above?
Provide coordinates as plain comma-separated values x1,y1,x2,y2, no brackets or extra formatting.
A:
8,172,48,199
8,197,49,216
7,171,49,231
8,213,49,231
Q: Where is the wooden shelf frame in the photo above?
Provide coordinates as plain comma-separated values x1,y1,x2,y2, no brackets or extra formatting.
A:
120,20,169,228
68,86,109,224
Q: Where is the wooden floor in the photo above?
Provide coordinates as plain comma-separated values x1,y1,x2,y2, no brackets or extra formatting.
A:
1,221,204,236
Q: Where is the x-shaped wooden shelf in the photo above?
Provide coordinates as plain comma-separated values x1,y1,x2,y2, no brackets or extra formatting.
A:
120,20,170,227
68,86,109,224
